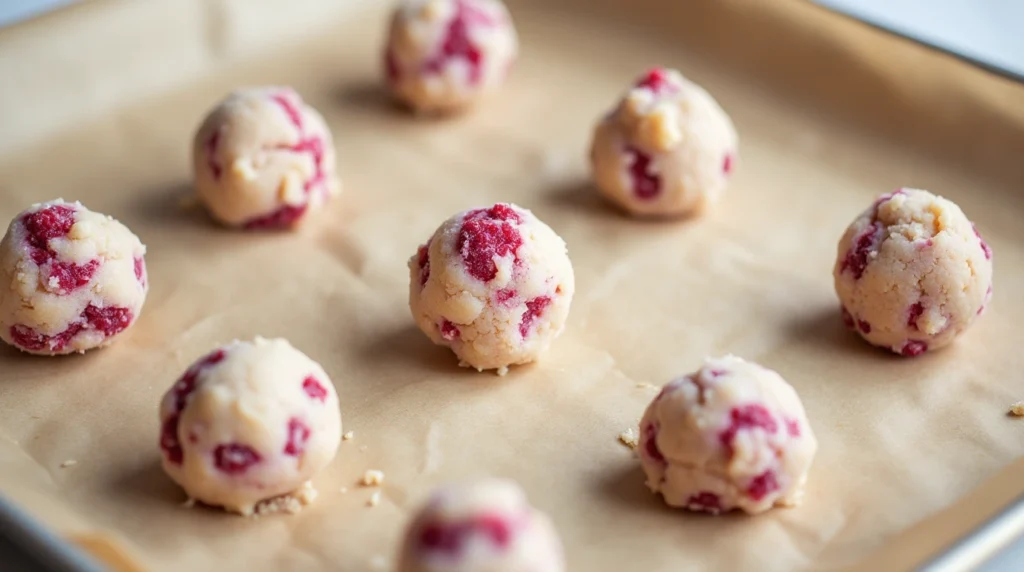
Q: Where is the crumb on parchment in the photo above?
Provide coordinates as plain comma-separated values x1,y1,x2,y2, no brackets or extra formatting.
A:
618,428,639,449
370,555,388,570
343,431,355,441
367,491,382,507
1010,402,1024,417
252,483,318,517
60,460,78,468
361,470,385,486
636,382,656,389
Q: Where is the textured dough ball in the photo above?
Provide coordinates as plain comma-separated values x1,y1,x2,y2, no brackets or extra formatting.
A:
638,356,817,515
384,0,518,114
0,199,148,355
397,479,565,572
158,337,342,516
408,203,574,374
192,87,340,229
590,68,738,217
833,188,993,356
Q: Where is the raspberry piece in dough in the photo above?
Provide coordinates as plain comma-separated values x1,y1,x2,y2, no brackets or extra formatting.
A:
158,337,342,516
590,67,738,217
408,203,575,374
833,188,994,356
397,479,565,572
384,0,518,114
638,356,817,515
192,87,341,230
0,199,148,355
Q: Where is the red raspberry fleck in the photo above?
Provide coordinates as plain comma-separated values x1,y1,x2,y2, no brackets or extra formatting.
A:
419,513,514,555
134,257,146,288
708,369,725,378
214,443,262,474
626,146,660,200
205,128,223,179
841,307,855,329
973,224,992,260
719,404,778,456
160,349,226,465
384,48,400,84
457,204,523,282
495,288,516,305
634,68,679,96
841,221,884,280
422,0,498,85
416,242,431,287
641,422,665,463
9,304,133,354
440,319,460,341
22,204,76,251
857,319,871,334
519,296,551,338
686,492,722,514
243,204,309,230
907,302,924,330
45,260,100,294
284,418,311,456
302,376,329,402
723,153,734,175
785,418,801,437
747,470,780,501
900,340,928,357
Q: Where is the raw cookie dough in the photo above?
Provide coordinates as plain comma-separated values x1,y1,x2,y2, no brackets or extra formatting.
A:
158,337,342,516
192,87,340,229
408,203,574,374
638,356,817,515
589,67,738,217
0,199,148,355
834,188,994,356
396,479,565,572
384,0,518,114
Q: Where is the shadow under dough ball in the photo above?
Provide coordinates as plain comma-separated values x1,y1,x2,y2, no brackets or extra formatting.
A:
192,86,341,230
589,67,738,218
833,188,993,356
0,199,148,355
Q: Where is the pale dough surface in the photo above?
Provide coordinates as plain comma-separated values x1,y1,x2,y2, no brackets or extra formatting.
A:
408,203,574,374
158,337,342,516
0,199,147,355
192,86,340,229
833,188,993,356
397,479,565,572
590,68,738,217
638,356,818,515
384,0,518,113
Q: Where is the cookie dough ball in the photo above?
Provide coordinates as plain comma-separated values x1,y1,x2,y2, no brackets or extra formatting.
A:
158,337,342,516
397,479,565,572
192,87,340,230
639,356,817,515
0,200,148,355
590,67,738,217
384,0,518,114
408,203,574,374
834,188,994,356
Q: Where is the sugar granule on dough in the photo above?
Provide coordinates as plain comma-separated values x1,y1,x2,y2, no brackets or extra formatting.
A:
1009,402,1024,417
618,428,639,449
361,469,385,486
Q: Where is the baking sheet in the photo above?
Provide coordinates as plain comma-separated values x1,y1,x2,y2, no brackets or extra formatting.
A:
1,0,1023,570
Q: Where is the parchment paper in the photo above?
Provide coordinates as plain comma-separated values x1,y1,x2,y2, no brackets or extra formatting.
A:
1,0,1023,570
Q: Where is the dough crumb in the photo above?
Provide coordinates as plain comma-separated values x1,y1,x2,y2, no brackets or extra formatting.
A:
60,460,78,468
636,382,656,389
343,431,355,441
367,491,382,507
1009,402,1024,417
252,483,318,517
340,486,348,493
369,555,387,570
361,470,385,486
618,428,639,449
